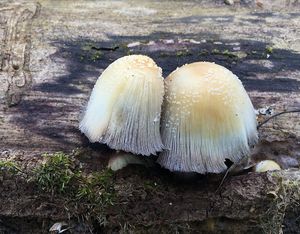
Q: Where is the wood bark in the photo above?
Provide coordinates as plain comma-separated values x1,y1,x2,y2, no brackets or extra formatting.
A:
0,0,299,233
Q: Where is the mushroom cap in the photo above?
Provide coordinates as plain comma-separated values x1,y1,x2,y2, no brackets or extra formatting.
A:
255,160,281,173
157,62,258,173
79,55,164,156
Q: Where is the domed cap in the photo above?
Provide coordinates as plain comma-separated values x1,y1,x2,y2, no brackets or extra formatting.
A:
79,55,164,156
157,62,258,173
255,160,281,172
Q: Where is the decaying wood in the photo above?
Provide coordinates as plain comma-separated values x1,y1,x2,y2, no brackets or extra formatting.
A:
0,0,299,233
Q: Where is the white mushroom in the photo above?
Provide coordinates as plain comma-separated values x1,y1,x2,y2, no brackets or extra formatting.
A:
157,62,258,173
79,55,164,156
254,160,281,173
107,152,155,171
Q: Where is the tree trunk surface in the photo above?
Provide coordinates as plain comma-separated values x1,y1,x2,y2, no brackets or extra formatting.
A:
0,0,299,233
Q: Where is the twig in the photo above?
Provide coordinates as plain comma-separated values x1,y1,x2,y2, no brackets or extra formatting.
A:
257,109,300,129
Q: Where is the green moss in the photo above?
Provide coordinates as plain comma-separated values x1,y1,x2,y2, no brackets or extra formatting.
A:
211,49,241,59
0,160,21,175
34,152,115,205
248,50,265,58
143,179,158,190
222,49,237,58
199,49,209,56
265,46,273,54
79,42,103,62
79,55,85,61
176,49,192,57
76,169,115,206
260,172,300,234
90,51,102,62
127,50,133,55
81,42,93,51
211,48,220,54
32,151,116,229
34,152,80,195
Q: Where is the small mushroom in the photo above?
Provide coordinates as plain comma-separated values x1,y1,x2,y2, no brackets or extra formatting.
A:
49,222,69,233
80,55,164,156
157,62,258,173
254,160,281,173
108,151,155,171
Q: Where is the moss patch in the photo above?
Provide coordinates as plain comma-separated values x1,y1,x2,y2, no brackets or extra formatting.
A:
12,152,116,231
0,160,22,175
260,171,300,234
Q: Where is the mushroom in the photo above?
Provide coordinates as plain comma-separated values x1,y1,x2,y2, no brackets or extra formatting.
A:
79,55,164,156
157,62,258,173
107,151,155,171
254,160,281,173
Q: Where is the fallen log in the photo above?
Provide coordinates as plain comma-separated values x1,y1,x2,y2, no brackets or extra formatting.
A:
0,0,299,233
